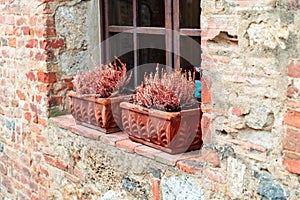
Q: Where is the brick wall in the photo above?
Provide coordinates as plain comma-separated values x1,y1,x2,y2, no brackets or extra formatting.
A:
284,59,300,174
0,0,98,198
0,0,300,199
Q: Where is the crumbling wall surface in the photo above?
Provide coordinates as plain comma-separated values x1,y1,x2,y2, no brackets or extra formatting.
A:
0,0,99,199
201,0,300,199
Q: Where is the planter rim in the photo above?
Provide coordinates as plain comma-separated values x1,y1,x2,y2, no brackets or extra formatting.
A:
120,102,201,120
68,91,130,105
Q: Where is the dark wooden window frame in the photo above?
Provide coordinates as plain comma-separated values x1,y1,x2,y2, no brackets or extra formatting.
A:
100,0,201,81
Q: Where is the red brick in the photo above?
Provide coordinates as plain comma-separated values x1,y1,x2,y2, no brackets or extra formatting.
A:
16,17,27,26
35,52,47,61
37,71,57,83
225,138,267,153
204,168,226,184
35,28,45,38
200,148,221,167
231,108,242,117
176,157,204,174
25,39,38,48
201,77,211,104
228,0,276,7
50,38,64,49
44,155,68,171
151,179,160,200
38,117,47,127
287,100,300,109
0,107,4,115
30,124,42,134
29,16,37,26
201,115,212,143
64,172,80,183
26,71,36,81
284,109,300,129
116,139,142,153
283,158,300,175
8,37,16,48
287,59,300,78
36,95,42,103
287,86,299,99
43,28,56,37
16,89,26,100
36,135,47,144
2,176,14,193
201,15,239,40
283,127,300,153
40,16,55,27
24,112,32,122
39,165,49,177
13,27,21,36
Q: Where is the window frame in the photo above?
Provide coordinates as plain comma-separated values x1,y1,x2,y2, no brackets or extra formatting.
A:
100,0,201,78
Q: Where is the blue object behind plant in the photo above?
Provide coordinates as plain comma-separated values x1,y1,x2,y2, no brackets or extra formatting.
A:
194,66,202,101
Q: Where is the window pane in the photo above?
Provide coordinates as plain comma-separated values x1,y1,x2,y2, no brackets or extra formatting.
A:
180,0,200,28
109,33,134,70
137,0,165,27
180,36,201,72
137,34,166,83
109,0,133,26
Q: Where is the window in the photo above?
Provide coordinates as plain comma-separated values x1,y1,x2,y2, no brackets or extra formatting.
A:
100,0,201,85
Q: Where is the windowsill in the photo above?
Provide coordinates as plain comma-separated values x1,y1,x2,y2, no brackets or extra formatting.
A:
50,115,220,175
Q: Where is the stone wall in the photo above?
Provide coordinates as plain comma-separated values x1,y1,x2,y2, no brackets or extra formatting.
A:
0,0,99,198
0,0,300,199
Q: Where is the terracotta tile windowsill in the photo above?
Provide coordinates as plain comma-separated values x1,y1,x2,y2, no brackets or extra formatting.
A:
50,115,219,175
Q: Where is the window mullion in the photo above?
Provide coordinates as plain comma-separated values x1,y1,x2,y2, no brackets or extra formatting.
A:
165,0,173,71
133,0,138,86
103,0,110,63
173,0,180,70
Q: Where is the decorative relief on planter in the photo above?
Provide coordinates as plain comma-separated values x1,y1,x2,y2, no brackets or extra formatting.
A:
69,91,128,133
120,102,203,154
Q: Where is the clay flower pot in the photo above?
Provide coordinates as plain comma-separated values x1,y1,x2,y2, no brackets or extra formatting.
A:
69,91,129,133
120,102,203,154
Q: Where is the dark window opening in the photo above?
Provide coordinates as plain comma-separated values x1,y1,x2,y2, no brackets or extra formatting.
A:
101,0,201,85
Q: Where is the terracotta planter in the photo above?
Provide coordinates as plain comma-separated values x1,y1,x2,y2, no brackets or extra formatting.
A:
69,91,129,133
120,102,203,154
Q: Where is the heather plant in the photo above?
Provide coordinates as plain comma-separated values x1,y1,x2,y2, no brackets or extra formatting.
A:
73,57,132,98
133,66,198,112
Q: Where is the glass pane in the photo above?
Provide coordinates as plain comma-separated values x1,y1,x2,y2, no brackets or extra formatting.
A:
109,32,135,89
180,0,200,28
180,36,201,72
109,0,133,26
137,34,166,84
137,0,165,27
109,33,134,69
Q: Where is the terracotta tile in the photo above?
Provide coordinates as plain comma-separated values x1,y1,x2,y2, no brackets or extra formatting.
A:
100,132,128,146
71,125,105,140
134,145,161,160
176,156,205,174
116,139,141,153
155,150,201,166
49,115,75,130
151,178,161,200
